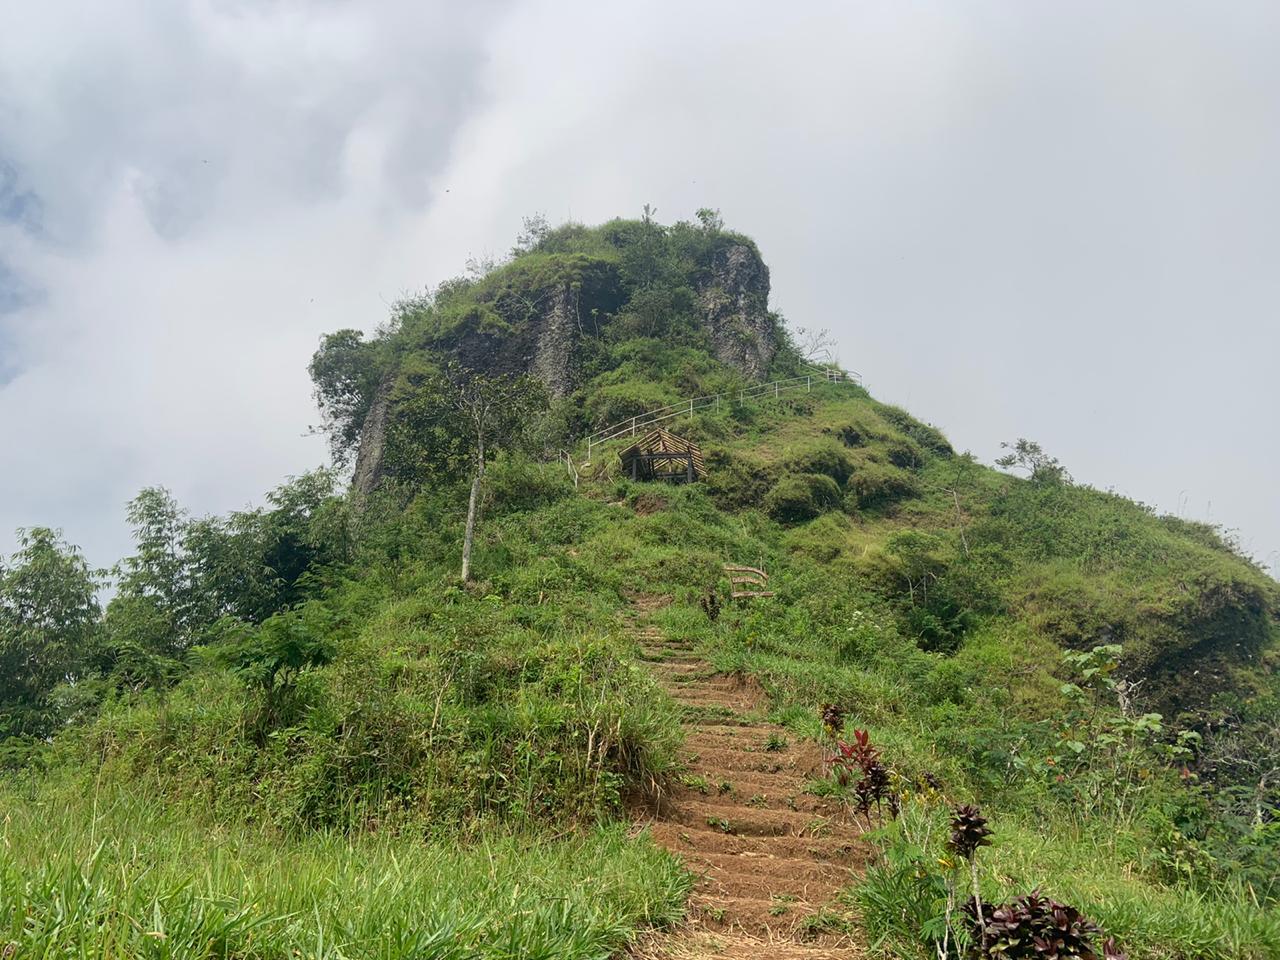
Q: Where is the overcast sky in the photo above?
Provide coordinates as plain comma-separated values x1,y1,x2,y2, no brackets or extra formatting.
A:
1,1,1277,579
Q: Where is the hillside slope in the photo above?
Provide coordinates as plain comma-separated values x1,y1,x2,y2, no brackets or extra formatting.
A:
1,213,1277,960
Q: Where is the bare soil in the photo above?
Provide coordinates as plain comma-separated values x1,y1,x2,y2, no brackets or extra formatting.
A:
629,598,868,959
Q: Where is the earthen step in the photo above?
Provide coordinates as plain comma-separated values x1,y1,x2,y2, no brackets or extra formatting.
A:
672,785,833,814
639,650,702,664
651,665,714,679
680,754,803,778
647,823,863,863
646,938,854,960
684,742,806,763
686,732,793,757
686,894,851,937
664,802,828,839
668,689,750,701
684,850,849,886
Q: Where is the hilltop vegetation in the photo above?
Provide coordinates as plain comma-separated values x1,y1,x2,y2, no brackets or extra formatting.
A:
1,213,1277,958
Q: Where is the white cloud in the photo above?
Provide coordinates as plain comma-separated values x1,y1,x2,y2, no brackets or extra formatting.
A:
0,0,509,565
2,0,1277,579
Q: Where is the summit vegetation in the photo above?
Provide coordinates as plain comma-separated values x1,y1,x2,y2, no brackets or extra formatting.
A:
0,212,1277,959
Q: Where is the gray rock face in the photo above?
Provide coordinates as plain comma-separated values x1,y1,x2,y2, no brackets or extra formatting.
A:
350,243,778,496
529,282,581,399
450,280,582,400
696,243,777,380
351,281,584,497
350,370,394,497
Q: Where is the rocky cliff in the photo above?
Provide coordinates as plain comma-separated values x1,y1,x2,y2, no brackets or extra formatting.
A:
697,242,776,379
347,224,782,496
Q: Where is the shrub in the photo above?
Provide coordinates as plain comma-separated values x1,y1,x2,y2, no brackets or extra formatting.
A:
877,404,954,458
75,601,683,832
484,456,574,513
884,438,924,469
835,421,871,447
786,442,856,485
765,473,842,522
845,463,921,510
701,447,775,511
583,380,678,430
967,891,1122,960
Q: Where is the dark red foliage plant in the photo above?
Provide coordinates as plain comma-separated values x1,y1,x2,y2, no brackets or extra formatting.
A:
965,889,1125,960
948,804,993,861
829,728,895,824
820,702,846,738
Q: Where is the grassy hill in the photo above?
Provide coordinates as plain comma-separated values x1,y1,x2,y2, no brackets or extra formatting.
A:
1,214,1277,959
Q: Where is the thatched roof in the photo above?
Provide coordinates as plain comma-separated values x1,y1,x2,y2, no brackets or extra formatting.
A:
618,427,705,479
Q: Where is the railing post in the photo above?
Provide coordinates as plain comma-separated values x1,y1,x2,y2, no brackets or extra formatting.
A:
774,382,779,398
690,398,694,418
807,375,811,392
631,416,637,437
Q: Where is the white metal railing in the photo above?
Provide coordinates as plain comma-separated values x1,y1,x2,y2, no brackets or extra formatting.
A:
559,450,579,488
583,365,858,461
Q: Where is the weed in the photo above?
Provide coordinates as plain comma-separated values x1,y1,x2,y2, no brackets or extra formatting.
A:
680,774,710,795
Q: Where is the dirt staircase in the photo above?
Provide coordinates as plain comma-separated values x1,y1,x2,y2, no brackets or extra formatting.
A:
629,601,868,960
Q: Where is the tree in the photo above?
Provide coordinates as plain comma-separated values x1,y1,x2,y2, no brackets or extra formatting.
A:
383,363,547,582
695,207,724,233
107,488,201,659
212,601,336,726
619,204,668,292
0,528,100,738
995,438,1071,485
793,326,838,366
308,329,384,466
511,212,551,257
447,368,548,583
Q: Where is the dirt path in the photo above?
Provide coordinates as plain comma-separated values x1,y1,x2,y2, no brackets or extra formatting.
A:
629,600,868,960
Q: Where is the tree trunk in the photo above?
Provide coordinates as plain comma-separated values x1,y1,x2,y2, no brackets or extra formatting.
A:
460,441,485,583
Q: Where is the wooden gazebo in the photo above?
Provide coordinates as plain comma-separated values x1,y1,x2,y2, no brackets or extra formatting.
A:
619,428,705,484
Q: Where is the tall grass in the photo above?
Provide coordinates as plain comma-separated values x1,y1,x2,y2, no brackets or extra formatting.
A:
856,813,1280,960
0,781,690,959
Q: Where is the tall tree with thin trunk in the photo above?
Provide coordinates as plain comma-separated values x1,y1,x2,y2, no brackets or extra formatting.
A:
444,367,546,583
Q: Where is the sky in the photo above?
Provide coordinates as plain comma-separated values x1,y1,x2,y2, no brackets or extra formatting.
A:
1,0,1277,579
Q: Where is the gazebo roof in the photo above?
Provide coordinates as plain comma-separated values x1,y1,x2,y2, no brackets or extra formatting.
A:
618,427,705,478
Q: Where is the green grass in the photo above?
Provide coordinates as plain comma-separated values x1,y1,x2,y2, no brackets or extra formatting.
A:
0,780,690,959
983,818,1280,960
6,375,1276,959
857,810,1280,960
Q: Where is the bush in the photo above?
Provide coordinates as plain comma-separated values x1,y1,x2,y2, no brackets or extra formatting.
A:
786,441,856,485
582,380,678,430
877,404,954,458
765,473,842,522
72,589,684,832
701,447,775,511
884,438,924,469
835,420,871,448
845,463,921,510
484,456,575,513
968,891,1118,960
